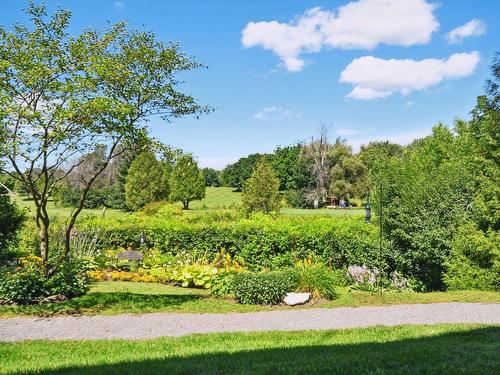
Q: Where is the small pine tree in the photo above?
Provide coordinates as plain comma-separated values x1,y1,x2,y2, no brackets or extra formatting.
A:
242,159,281,214
169,155,206,209
124,151,168,210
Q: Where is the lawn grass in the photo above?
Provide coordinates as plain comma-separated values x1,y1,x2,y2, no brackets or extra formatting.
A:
1,324,498,374
12,194,128,221
0,281,498,318
184,186,242,210
12,188,364,217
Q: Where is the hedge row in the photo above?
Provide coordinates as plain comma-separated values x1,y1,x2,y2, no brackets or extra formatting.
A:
80,215,385,270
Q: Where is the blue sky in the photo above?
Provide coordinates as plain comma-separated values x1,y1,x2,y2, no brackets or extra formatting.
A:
2,0,499,169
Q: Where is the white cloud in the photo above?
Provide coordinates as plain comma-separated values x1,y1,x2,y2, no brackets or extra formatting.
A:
337,128,361,136
445,19,486,44
253,106,300,120
340,52,480,100
404,100,415,109
242,0,438,72
114,1,124,11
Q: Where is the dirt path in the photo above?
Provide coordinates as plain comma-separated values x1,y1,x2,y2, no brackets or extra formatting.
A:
1,302,499,342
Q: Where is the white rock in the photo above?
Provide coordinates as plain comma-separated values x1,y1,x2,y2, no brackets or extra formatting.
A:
284,292,311,306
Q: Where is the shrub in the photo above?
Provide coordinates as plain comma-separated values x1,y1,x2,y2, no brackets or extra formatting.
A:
155,204,183,218
0,194,26,259
140,201,169,216
231,271,297,305
210,271,236,296
444,224,499,291
292,258,339,299
45,260,90,298
0,256,92,304
0,256,47,304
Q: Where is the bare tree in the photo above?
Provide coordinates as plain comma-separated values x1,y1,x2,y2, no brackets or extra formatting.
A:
302,125,331,206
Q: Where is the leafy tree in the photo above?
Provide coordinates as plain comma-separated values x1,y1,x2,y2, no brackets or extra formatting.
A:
202,168,221,187
372,125,475,289
329,155,368,201
125,151,168,210
242,159,281,214
270,144,304,191
0,3,209,266
221,153,265,190
169,155,206,209
359,141,404,171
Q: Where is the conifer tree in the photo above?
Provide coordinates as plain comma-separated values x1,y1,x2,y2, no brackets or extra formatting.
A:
242,159,281,214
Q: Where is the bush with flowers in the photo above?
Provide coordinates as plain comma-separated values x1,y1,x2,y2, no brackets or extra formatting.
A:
0,255,90,305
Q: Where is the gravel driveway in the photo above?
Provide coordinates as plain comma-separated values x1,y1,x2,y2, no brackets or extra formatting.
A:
1,302,499,342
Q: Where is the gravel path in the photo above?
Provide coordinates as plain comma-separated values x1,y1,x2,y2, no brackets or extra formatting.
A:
1,302,499,342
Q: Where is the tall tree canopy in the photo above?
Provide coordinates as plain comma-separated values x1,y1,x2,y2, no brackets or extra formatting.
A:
0,3,209,266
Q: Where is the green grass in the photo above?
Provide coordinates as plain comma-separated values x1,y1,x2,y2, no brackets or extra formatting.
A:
1,324,498,374
0,281,498,318
12,188,366,218
12,194,128,221
184,186,242,210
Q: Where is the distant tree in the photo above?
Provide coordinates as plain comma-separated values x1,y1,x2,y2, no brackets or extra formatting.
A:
124,152,168,210
202,168,221,187
270,144,304,191
329,155,368,201
359,141,404,171
169,155,206,209
242,159,281,214
0,3,209,265
302,126,331,205
221,153,265,190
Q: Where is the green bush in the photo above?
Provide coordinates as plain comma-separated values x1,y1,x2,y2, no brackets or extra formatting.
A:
0,193,26,259
210,271,236,296
231,271,297,305
292,259,340,299
80,215,381,271
444,224,499,291
0,256,91,304
0,257,47,304
45,260,90,298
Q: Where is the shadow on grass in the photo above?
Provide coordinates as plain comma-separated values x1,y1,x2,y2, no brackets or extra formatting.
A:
1,292,205,316
25,327,500,374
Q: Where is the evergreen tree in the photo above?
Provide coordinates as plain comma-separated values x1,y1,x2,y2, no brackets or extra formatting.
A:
242,159,281,214
169,155,206,209
125,152,168,210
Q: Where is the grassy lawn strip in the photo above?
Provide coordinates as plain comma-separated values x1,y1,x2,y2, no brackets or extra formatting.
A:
0,281,498,317
1,324,498,374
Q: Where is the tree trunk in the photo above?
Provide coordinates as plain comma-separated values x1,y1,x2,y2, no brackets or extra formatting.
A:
39,222,49,264
183,200,189,210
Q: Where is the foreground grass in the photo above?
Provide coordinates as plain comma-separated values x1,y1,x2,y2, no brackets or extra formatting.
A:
1,325,498,374
0,281,498,317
